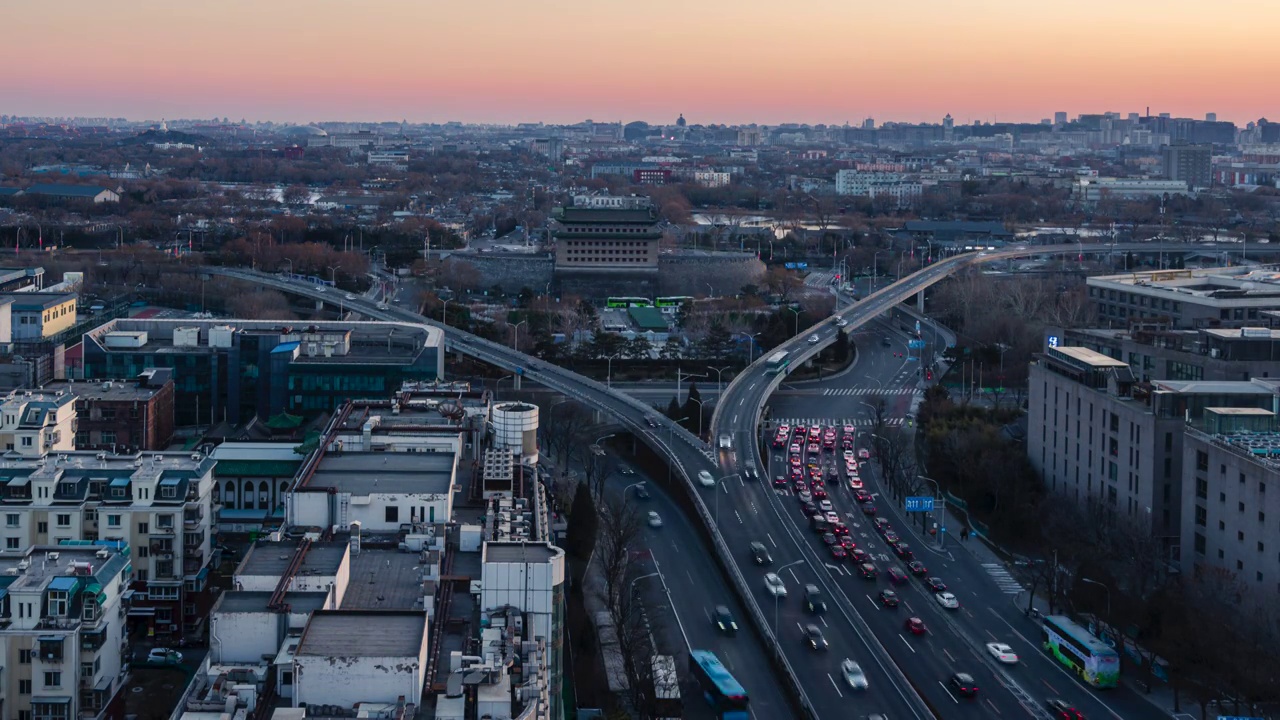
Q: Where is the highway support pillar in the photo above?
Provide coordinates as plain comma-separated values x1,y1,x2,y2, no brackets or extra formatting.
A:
916,289,925,312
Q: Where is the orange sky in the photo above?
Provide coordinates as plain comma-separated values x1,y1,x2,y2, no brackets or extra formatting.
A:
3,0,1276,125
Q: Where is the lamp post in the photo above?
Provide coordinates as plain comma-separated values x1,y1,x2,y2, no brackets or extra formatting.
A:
687,396,706,438
512,320,528,351
787,306,801,337
594,432,616,452
675,369,706,400
742,332,763,364
606,353,620,390
774,559,805,635
707,365,731,400
441,298,452,324
494,375,516,396
1080,577,1112,617
629,572,660,599
706,282,715,299
326,264,339,287
871,250,886,294
713,473,739,526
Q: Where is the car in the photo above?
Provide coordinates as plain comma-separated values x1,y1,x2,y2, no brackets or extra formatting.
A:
882,531,900,544
773,475,788,487
948,672,979,698
839,536,856,550
764,573,787,597
821,532,838,546
907,560,928,576
905,617,927,635
778,424,791,434
807,443,820,454
842,424,855,434
986,642,1019,665
802,501,819,516
1045,698,1085,719
842,449,856,460
697,470,714,487
742,468,759,483
858,448,871,459
840,658,868,690
635,484,650,500
854,490,874,503
832,522,849,536
793,480,809,493
824,511,840,524
817,499,834,512
808,334,820,345
811,485,828,500
935,591,961,610
713,605,738,634
789,444,802,455
926,577,948,592
872,517,892,532
797,490,812,503
802,623,828,649
619,465,635,475
835,317,849,328
793,424,806,435
858,563,878,580
882,336,891,346
718,434,733,449
647,511,663,528
790,468,804,480
750,542,772,565
861,504,877,515
804,585,827,613
893,543,914,561
886,566,908,584
849,548,869,563
147,648,183,664
879,589,900,607
829,544,847,560
644,415,660,428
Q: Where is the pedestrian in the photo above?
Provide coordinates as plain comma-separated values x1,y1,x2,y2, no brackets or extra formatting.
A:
961,526,970,542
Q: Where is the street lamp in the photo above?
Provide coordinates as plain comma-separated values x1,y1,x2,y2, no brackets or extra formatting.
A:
594,432,616,451
1080,577,1112,617
512,320,528,351
774,559,806,634
741,332,763,364
787,306,801,337
686,396,707,438
629,572,660,598
707,365,731,400
441,298,452,324
706,282,715,299
326,264,340,287
606,353,621,390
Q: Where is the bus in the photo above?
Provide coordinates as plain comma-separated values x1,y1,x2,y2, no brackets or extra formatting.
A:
651,655,683,720
606,296,652,308
689,650,748,720
765,350,791,375
655,296,694,313
1041,615,1121,688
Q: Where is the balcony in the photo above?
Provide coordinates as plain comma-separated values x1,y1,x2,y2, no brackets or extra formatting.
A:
151,526,175,535
184,545,203,559
183,512,204,529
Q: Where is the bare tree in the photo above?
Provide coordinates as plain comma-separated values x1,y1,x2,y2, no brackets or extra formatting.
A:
542,400,592,475
595,496,658,716
584,446,619,502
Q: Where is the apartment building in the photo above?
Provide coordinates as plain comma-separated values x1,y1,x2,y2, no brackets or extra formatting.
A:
0,389,76,457
1027,345,1277,555
1086,268,1280,329
0,293,77,341
0,451,216,641
45,368,176,452
1181,407,1280,593
0,544,132,720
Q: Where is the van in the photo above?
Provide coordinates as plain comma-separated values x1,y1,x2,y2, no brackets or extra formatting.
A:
718,434,733,450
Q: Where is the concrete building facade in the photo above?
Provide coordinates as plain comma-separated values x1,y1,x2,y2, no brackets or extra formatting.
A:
1086,268,1280,329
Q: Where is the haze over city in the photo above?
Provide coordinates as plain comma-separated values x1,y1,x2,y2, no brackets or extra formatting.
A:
4,0,1279,124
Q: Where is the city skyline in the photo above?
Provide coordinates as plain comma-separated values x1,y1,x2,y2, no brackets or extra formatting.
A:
3,0,1278,125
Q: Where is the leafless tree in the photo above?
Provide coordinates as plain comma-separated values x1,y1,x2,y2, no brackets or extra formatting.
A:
584,447,619,502
542,400,592,475
595,496,658,716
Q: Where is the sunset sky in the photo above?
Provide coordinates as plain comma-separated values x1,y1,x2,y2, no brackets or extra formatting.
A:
3,0,1276,125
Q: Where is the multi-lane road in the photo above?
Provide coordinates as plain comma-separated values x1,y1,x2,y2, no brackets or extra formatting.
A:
216,242,1214,719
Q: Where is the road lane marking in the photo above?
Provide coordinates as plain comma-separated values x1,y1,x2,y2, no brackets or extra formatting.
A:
942,648,955,663
898,634,916,652
986,698,1003,715
866,595,880,611
1042,678,1058,694
938,681,959,703
820,615,829,627
767,533,777,548
828,673,844,697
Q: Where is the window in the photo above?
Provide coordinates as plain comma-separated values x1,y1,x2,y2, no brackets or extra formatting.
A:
43,671,61,688
37,521,47,534
48,589,67,616
385,506,399,523
19,678,31,694
101,430,116,446
20,648,31,663
5,513,17,527
107,514,121,528
1259,542,1265,553
1196,450,1209,472
1194,506,1207,527
138,522,149,534
55,513,70,527
5,537,19,550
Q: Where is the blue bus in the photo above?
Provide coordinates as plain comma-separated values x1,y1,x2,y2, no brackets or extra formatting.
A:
689,650,748,720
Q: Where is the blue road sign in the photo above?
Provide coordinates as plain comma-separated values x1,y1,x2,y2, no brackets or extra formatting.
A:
908,339,926,349
904,496,935,512
796,262,809,270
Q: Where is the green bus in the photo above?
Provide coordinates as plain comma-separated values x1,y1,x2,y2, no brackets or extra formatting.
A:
765,351,791,375
1041,614,1120,688
606,296,652,308
655,296,693,308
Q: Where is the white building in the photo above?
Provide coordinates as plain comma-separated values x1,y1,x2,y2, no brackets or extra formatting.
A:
692,171,731,188
868,181,923,207
0,450,217,640
287,452,456,531
0,544,132,720
292,611,429,709
835,169,910,197
0,389,76,457
1074,177,1190,203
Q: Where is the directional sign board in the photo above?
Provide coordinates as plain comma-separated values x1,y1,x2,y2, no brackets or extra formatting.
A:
904,496,935,512
908,339,926,349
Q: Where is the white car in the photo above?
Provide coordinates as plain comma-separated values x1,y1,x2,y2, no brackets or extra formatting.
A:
818,499,834,512
835,318,849,328
824,511,840,525
345,293,356,300
841,658,869,690
764,572,787,597
843,449,856,460
647,511,663,528
935,591,960,610
985,642,1019,665
808,334,820,344
797,490,813,503
698,470,715,487
147,648,182,664
718,434,733,449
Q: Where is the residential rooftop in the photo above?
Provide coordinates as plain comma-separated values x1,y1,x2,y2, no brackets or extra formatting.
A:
295,610,427,658
0,544,130,592
214,590,329,615
483,541,561,564
236,541,347,581
342,546,429,611
303,452,455,495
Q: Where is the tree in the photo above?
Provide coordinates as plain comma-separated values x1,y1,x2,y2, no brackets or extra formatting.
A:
584,447,618,502
664,396,682,421
563,482,598,561
682,383,703,428
543,400,591,473
595,496,657,716
228,288,295,320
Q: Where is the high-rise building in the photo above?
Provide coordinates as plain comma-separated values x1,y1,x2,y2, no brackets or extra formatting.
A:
1206,112,1217,122
1162,143,1213,189
1054,111,1068,126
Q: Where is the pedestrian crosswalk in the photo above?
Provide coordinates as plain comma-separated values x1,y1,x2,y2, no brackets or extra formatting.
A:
982,562,1026,595
821,388,920,397
769,417,905,429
